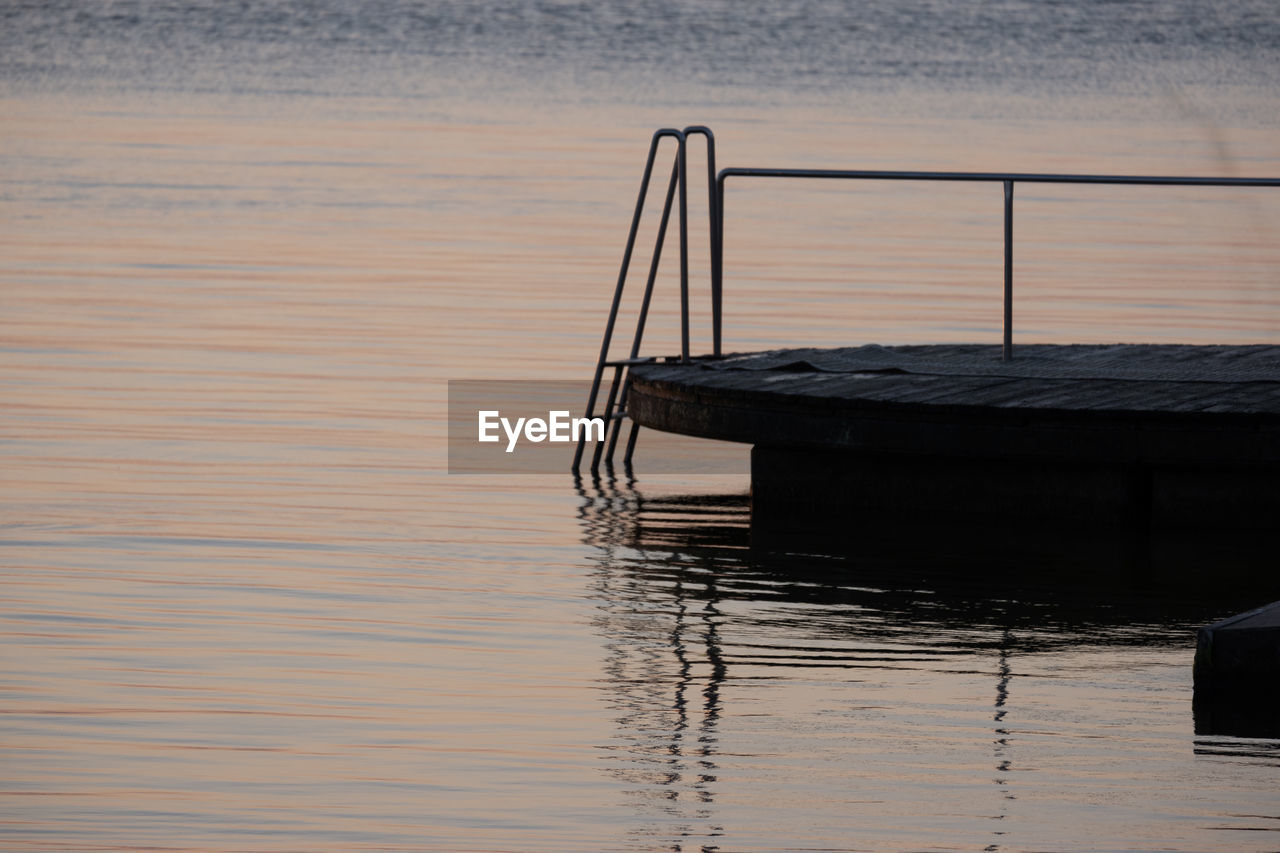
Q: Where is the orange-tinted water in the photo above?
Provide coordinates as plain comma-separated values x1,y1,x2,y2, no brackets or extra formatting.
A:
3,4,1280,848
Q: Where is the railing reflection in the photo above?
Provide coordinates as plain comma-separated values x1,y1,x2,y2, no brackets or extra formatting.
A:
578,476,729,850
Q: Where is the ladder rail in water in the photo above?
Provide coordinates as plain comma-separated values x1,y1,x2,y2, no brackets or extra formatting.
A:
574,126,719,474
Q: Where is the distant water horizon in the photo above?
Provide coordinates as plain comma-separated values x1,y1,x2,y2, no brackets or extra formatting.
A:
5,0,1280,122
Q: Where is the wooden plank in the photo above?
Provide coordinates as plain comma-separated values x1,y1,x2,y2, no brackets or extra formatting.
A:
628,344,1280,468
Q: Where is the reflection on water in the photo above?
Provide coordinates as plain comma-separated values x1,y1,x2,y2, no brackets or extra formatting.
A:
991,632,1015,851
1195,690,1280,743
578,476,1280,851
580,483,731,850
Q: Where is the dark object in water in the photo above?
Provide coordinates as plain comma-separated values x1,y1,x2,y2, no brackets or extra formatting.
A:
1195,601,1280,686
1194,601,1280,738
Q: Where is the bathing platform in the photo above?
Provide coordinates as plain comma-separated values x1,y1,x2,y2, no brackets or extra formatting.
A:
627,343,1280,530
574,127,1280,696
574,126,1280,535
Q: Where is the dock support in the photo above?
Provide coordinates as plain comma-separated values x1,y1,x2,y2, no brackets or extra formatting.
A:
1003,180,1013,362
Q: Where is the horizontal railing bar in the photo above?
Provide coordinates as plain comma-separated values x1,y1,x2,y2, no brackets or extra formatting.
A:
719,167,1280,187
715,164,1280,368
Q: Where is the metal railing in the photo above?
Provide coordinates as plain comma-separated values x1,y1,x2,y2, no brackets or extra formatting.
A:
573,127,1280,474
572,126,718,473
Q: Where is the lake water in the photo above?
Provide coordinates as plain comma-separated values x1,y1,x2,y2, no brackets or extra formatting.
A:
2,1,1279,850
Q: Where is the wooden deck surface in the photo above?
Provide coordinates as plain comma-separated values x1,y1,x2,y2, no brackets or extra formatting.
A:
627,344,1280,465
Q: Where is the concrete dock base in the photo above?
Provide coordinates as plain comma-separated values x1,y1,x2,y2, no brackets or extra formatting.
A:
749,445,1279,530
750,446,1154,526
747,445,1278,584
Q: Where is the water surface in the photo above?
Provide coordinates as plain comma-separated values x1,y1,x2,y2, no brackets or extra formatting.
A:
2,1,1279,850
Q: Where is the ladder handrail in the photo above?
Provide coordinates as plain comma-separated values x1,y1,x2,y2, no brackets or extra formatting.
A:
572,128,682,474
611,127,719,467
574,126,718,474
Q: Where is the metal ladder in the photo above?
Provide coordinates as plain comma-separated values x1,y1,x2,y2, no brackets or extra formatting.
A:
572,126,721,474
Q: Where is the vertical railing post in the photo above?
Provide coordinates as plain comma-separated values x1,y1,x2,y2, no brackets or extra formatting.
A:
715,173,726,357
1003,179,1014,362
677,135,690,361
682,126,720,357
707,140,720,357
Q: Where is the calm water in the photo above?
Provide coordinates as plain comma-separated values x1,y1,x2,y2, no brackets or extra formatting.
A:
3,2,1280,850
